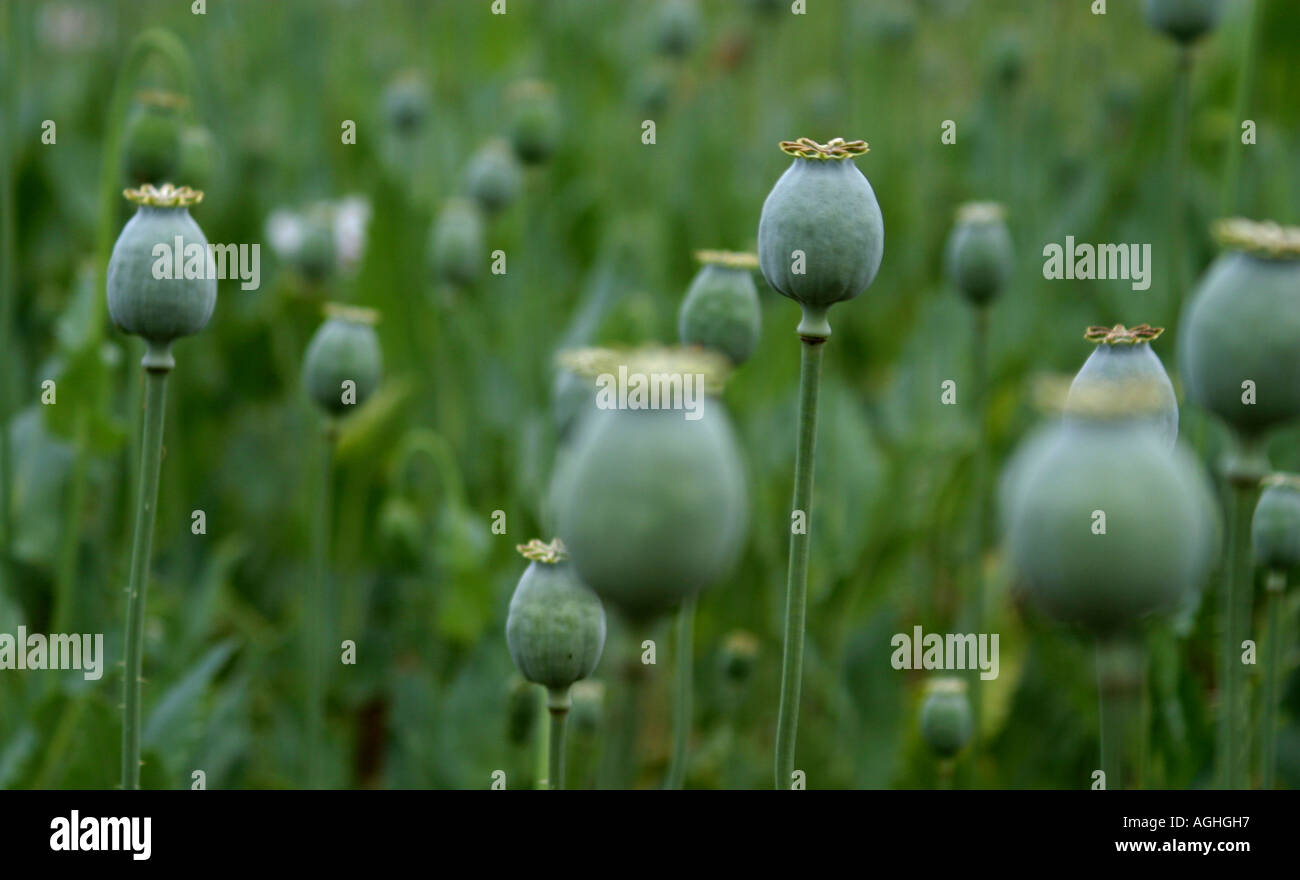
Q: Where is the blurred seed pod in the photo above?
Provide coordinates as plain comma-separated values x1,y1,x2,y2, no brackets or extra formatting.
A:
1143,0,1223,45
296,209,339,284
302,304,383,416
1067,324,1178,449
430,197,485,287
945,202,1012,307
506,539,607,691
1253,474,1300,571
107,184,216,349
175,124,216,192
507,80,560,166
678,251,762,366
1178,219,1300,440
465,139,523,216
1002,393,1217,636
377,495,425,572
718,630,759,686
654,0,702,58
383,72,431,136
919,677,973,758
569,680,606,738
121,90,186,186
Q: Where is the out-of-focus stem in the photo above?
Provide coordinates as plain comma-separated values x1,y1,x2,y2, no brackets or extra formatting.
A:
665,594,696,789
306,420,336,789
1260,569,1285,789
547,688,571,791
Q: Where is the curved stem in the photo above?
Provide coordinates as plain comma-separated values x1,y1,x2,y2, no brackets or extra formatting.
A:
665,594,696,790
121,363,170,790
1260,569,1285,789
774,336,825,789
306,421,336,789
1096,635,1143,791
547,688,571,791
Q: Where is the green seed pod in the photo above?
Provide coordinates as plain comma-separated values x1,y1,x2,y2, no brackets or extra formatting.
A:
296,210,338,284
505,674,538,746
465,139,523,216
382,72,430,136
302,304,383,416
508,80,560,166
1067,324,1179,449
551,349,747,621
175,125,216,192
569,679,605,738
1003,390,1217,636
121,91,185,186
757,138,884,338
1143,0,1223,44
378,495,424,571
654,0,701,58
719,630,759,686
678,250,762,366
919,678,973,758
107,184,216,360
505,539,607,692
1253,474,1300,571
431,197,485,287
945,202,1013,306
1178,220,1300,440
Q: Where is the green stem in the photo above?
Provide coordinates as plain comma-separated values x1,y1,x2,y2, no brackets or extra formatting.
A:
968,305,990,758
938,758,954,791
665,594,696,790
1096,635,1143,791
53,415,90,633
1167,46,1192,317
1260,569,1285,789
1219,0,1263,217
306,420,336,789
547,688,571,791
121,352,170,790
774,333,825,790
0,0,16,600
1219,443,1264,789
534,687,550,789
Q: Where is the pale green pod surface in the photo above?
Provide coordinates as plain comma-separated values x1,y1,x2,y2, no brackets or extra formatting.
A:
122,105,181,186
678,264,761,365
296,214,338,284
107,203,217,345
1143,0,1223,44
509,84,560,166
506,559,606,691
302,314,383,415
1004,419,1217,636
383,75,430,136
919,679,973,758
1067,332,1178,449
553,398,748,621
1178,250,1300,438
431,198,485,287
569,680,605,737
758,147,884,331
466,140,523,215
945,216,1013,306
1253,477,1300,570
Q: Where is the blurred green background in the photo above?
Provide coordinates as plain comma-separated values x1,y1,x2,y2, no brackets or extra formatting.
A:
2,0,1299,789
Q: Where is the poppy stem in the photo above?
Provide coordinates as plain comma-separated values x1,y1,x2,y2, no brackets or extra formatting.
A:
665,594,696,789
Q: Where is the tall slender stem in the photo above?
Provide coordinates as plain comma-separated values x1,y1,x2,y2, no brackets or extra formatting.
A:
665,594,696,789
1220,443,1263,789
774,335,825,790
0,0,16,599
547,688,571,791
306,421,336,789
1260,569,1285,789
1219,0,1263,218
968,305,990,757
121,356,170,790
1167,47,1192,317
1096,635,1143,791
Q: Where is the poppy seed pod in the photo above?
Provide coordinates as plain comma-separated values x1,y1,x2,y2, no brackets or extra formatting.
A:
508,80,560,166
465,139,523,216
121,91,186,186
757,138,884,338
1067,324,1179,449
302,304,383,416
919,678,974,759
1253,474,1300,571
382,73,430,136
551,349,747,621
568,680,605,738
431,198,485,287
677,250,762,365
1178,220,1300,440
505,539,607,692
719,630,759,686
1143,0,1223,44
945,202,1013,306
175,125,216,192
107,184,216,363
1003,391,1217,636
